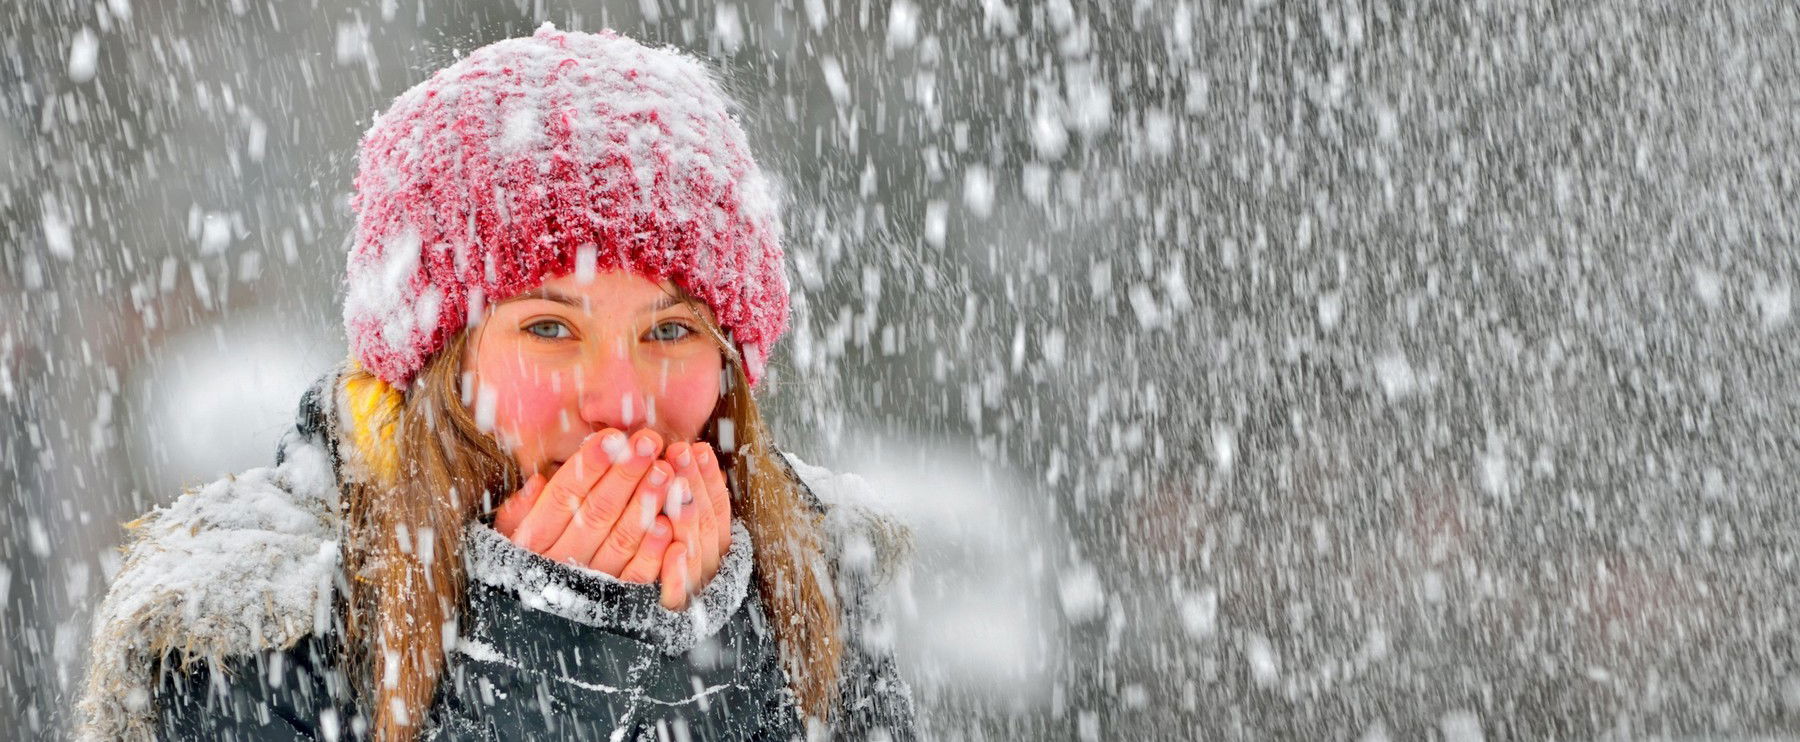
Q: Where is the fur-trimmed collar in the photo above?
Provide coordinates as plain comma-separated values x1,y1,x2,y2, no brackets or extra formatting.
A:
76,430,341,741
75,366,914,741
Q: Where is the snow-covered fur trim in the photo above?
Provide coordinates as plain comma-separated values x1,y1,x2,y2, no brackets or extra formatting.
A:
781,452,914,594
75,433,341,742
463,518,756,655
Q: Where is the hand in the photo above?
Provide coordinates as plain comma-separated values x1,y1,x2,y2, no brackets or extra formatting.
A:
654,441,734,611
491,429,679,584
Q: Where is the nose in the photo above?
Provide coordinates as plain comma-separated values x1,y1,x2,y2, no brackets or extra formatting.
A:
574,337,659,432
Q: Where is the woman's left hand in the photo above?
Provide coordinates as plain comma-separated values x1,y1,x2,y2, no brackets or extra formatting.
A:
657,441,733,611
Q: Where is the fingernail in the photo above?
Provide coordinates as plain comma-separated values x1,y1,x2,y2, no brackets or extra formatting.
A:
647,464,669,486
601,431,630,462
634,433,657,458
639,495,657,530
697,445,715,467
665,480,687,518
676,447,694,469
682,485,694,505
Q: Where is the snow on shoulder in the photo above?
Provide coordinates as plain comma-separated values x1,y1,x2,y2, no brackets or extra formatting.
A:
781,451,915,593
77,433,340,741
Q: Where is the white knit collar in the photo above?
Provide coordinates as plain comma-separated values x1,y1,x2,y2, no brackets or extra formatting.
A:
462,518,756,655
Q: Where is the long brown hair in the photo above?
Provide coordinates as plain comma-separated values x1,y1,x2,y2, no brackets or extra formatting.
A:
338,288,842,739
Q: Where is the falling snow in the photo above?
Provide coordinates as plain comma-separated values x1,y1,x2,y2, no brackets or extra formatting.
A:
5,1,1800,740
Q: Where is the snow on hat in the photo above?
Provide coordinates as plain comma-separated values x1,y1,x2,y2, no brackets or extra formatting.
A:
343,22,788,390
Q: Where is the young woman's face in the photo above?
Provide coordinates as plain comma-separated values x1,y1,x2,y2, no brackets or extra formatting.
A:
461,269,725,479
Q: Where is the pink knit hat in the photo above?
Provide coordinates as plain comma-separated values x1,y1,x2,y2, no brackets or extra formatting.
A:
343,23,788,390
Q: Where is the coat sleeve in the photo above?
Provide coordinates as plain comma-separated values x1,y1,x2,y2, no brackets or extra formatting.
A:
775,452,922,740
827,542,920,742
832,629,919,742
153,635,358,741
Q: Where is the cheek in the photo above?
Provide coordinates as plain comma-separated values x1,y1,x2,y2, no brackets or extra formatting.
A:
477,360,572,454
655,364,722,441
497,378,566,433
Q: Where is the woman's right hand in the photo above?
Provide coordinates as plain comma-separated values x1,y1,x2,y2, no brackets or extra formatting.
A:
491,428,680,584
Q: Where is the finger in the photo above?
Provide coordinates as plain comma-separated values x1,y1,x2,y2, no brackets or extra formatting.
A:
669,476,704,586
544,429,664,564
660,445,704,571
695,442,732,554
659,541,690,611
511,429,627,552
493,473,547,539
660,442,691,520
619,515,674,584
588,461,673,576
675,449,721,578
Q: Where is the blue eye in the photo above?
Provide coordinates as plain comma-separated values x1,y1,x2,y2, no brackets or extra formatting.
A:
649,321,692,342
525,320,572,339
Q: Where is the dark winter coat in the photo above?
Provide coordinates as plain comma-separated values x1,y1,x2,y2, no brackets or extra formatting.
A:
77,368,918,741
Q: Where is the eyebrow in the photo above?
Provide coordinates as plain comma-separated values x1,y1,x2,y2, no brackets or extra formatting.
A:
506,288,687,313
509,288,585,309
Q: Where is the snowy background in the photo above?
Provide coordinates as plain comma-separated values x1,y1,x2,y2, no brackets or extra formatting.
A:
5,1,1800,739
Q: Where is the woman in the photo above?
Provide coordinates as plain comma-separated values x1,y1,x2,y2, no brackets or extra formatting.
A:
77,24,916,741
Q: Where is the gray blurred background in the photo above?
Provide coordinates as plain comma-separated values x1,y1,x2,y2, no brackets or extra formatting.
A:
5,1,1800,739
